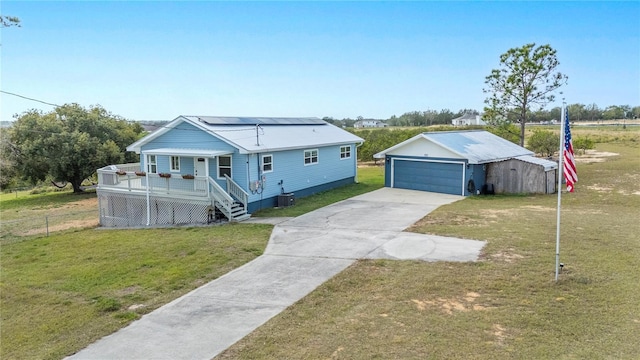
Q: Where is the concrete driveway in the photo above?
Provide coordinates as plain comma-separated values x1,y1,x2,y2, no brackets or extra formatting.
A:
68,188,485,360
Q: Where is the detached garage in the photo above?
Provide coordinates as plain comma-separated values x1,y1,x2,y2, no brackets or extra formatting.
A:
373,130,557,196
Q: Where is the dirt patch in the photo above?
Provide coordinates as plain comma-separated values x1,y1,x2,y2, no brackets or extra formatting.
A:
22,219,99,236
576,150,619,163
10,197,99,237
587,185,613,192
358,161,384,168
411,292,488,315
490,324,507,346
488,249,525,263
116,285,142,297
330,346,345,359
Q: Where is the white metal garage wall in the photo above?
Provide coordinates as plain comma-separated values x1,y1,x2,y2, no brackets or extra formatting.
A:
390,158,466,195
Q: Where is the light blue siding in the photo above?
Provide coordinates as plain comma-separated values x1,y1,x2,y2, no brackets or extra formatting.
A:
136,120,359,210
140,121,237,176
245,144,357,209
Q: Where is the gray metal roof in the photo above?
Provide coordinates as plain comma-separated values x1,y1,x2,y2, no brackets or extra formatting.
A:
374,130,534,164
514,155,558,170
451,113,478,121
128,116,364,155
190,116,326,126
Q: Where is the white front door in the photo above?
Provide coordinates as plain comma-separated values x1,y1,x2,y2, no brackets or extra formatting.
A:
194,157,208,192
194,158,207,177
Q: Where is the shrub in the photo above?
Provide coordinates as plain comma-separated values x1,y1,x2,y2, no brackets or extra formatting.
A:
573,136,595,154
527,129,558,157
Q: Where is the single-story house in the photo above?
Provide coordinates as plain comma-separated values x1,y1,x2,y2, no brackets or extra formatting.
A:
97,116,364,227
354,119,387,128
452,113,486,126
373,130,557,196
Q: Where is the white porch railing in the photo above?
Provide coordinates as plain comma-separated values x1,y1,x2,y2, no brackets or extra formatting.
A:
208,177,235,219
97,163,250,223
97,165,208,197
225,174,249,210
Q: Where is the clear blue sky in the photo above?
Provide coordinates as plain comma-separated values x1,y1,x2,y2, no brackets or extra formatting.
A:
1,1,638,122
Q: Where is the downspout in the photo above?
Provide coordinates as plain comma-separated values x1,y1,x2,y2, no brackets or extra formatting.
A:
246,155,251,192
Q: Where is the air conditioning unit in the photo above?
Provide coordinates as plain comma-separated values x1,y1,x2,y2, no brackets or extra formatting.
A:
277,193,295,207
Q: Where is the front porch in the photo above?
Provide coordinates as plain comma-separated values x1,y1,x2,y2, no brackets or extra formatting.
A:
97,163,250,227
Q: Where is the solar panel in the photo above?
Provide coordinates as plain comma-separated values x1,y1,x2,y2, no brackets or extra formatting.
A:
196,116,326,126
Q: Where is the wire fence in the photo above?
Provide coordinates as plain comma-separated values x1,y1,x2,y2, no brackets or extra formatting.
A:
0,209,99,242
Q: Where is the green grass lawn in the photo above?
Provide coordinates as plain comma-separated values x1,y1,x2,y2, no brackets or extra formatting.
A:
0,225,273,359
217,141,640,359
3,134,638,359
0,166,385,359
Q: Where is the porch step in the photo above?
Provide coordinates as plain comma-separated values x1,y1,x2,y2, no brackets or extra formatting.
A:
230,203,246,216
227,202,250,222
231,213,252,222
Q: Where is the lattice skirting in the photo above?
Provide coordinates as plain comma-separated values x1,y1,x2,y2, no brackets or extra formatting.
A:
98,191,213,227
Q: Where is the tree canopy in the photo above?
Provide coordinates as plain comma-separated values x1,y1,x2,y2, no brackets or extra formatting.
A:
1,15,20,28
483,43,568,146
5,104,143,192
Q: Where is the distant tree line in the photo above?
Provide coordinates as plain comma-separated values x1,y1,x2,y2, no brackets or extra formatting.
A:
323,104,639,129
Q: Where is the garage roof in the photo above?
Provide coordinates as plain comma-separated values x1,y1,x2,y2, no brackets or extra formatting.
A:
514,155,558,170
374,130,535,164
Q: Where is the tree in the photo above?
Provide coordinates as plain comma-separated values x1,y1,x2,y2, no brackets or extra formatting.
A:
527,129,558,157
483,43,568,146
586,103,601,122
602,105,630,120
567,103,586,122
1,15,20,27
6,104,143,193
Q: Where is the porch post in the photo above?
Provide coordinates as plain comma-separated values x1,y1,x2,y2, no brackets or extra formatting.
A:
144,152,151,226
206,157,210,197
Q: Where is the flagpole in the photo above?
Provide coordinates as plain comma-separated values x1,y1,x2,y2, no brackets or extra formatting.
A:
555,102,566,281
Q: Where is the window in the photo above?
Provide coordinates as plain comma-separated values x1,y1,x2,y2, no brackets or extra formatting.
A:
304,149,318,165
262,154,273,173
170,156,180,172
147,155,157,174
340,145,351,159
217,156,232,178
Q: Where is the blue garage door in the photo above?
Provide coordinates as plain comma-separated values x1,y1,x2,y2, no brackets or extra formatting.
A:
392,159,464,195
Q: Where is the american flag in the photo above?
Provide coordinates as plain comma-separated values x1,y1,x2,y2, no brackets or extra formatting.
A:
563,108,578,192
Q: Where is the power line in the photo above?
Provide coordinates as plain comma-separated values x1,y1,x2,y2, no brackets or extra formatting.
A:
0,90,61,107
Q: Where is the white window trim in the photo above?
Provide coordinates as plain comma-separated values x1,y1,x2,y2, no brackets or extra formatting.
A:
262,154,273,173
340,145,351,160
170,156,180,172
147,155,157,174
304,149,319,166
217,155,232,179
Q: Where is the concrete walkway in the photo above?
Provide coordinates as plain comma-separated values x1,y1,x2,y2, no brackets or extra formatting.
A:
68,188,485,360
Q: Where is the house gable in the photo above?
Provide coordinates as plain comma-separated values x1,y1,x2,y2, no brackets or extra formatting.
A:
386,137,464,159
142,121,236,153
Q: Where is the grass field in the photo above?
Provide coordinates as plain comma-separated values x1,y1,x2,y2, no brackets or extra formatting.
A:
0,223,273,359
0,167,384,359
217,141,640,359
0,190,98,241
1,128,638,359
